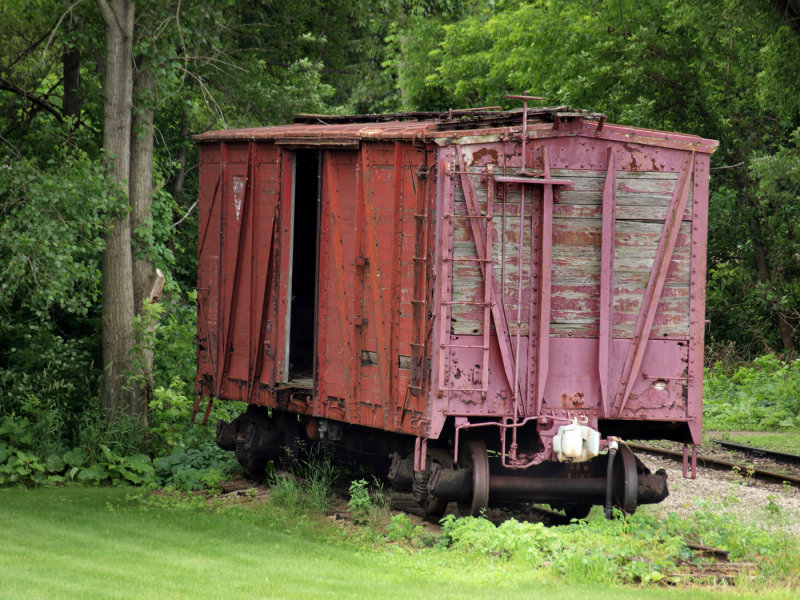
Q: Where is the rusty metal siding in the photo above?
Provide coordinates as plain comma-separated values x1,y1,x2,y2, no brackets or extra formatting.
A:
196,145,221,395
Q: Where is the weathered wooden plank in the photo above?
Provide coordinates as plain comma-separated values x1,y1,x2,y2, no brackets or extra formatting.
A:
450,166,695,339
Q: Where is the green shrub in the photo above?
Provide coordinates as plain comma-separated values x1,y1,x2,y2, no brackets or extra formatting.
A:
0,288,240,490
435,505,800,586
704,354,800,431
348,479,372,524
347,478,388,525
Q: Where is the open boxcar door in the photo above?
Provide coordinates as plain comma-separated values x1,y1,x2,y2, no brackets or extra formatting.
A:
196,141,294,404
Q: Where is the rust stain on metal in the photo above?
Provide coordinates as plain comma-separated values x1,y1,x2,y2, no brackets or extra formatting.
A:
469,147,499,166
560,391,585,408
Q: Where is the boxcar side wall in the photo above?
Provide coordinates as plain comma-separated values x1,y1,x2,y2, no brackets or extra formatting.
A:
427,131,709,446
196,139,436,438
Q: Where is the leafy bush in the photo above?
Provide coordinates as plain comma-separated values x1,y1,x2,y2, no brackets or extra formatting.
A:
348,479,373,524
0,416,154,487
0,320,101,453
0,149,124,318
704,354,800,431
0,288,240,490
153,445,234,491
436,507,800,585
386,513,425,543
152,291,198,396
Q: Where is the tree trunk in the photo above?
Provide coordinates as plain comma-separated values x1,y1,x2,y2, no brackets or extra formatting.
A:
750,215,797,354
130,62,157,416
98,0,140,422
131,64,155,316
62,45,82,122
172,113,190,204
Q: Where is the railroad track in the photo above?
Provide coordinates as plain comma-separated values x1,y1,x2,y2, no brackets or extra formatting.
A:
713,439,800,466
627,441,800,488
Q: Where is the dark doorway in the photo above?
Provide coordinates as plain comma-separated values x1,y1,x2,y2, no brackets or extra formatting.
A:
288,150,320,382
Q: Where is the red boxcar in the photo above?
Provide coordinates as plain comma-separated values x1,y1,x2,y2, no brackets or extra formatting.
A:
194,105,717,518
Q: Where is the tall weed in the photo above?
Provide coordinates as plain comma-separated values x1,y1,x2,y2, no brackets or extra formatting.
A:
269,443,337,515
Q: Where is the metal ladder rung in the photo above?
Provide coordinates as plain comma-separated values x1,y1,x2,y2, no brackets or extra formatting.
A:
444,257,492,263
441,343,490,350
444,213,492,219
443,300,490,307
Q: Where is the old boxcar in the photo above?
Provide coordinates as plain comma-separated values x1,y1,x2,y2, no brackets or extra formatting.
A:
194,102,717,518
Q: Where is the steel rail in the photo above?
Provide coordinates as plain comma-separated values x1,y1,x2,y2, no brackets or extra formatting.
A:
627,442,800,488
712,439,800,467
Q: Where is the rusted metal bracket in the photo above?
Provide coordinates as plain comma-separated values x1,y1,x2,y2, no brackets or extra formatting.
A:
683,443,698,479
533,147,555,417
413,436,428,472
494,176,573,186
191,395,214,425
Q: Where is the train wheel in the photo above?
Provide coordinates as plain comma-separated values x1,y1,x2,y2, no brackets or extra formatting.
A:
422,448,453,520
613,444,638,514
233,409,273,476
457,439,490,517
235,423,268,475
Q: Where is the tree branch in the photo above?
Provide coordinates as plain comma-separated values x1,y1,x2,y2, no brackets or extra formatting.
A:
172,197,198,228
0,77,64,123
771,0,800,39
43,0,88,60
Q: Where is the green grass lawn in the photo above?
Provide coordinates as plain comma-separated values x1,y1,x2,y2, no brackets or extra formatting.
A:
0,486,792,600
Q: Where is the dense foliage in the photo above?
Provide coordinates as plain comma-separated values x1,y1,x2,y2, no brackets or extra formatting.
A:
0,0,408,477
704,354,800,431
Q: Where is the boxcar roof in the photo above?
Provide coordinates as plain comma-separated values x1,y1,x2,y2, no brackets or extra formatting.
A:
195,107,718,154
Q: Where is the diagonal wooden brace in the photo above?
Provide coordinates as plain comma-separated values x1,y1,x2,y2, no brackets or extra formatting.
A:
455,147,519,396
614,153,695,417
